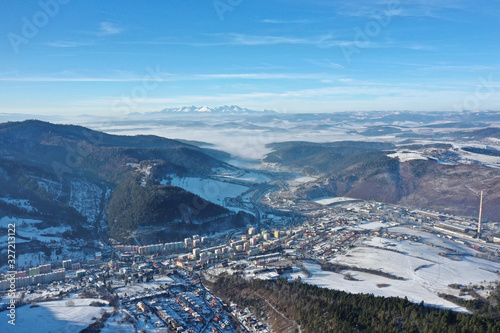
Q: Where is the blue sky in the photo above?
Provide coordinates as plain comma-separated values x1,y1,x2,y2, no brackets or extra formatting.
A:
1,0,500,115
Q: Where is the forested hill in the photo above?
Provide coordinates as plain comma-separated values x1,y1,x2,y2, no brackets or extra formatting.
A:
0,119,227,181
209,274,500,333
264,141,500,221
0,120,248,243
264,141,395,175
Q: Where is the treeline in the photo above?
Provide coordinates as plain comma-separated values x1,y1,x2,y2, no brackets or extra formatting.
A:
106,177,234,240
462,146,500,157
321,262,406,281
263,142,397,176
439,283,500,320
209,275,500,333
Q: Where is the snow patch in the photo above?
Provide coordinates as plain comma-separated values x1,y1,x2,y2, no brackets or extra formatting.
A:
0,197,36,212
313,197,359,205
69,181,103,226
161,176,249,207
388,152,428,162
300,232,500,311
0,298,111,333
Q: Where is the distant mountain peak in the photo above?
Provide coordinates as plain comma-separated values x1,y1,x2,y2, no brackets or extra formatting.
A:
159,105,277,114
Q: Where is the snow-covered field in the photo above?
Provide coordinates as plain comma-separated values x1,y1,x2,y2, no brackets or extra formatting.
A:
313,197,359,205
390,143,500,168
298,232,500,312
115,276,174,297
0,216,69,244
161,176,249,207
456,148,500,168
0,197,36,212
0,298,111,333
356,221,389,230
287,176,317,192
218,170,270,184
388,152,428,162
0,215,87,271
296,262,469,312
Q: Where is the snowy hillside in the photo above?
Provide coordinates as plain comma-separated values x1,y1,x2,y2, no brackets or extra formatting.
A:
0,197,37,213
69,181,104,227
0,298,112,333
296,227,500,312
161,176,249,208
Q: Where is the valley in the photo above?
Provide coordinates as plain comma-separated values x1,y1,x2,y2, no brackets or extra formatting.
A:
1,111,500,332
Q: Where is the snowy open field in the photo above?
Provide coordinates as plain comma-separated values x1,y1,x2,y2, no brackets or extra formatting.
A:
313,197,360,205
356,221,389,230
388,143,500,168
115,276,174,297
388,151,428,162
455,147,500,168
286,175,317,192
294,263,468,312
297,231,500,312
0,298,111,333
161,176,249,208
215,168,271,184
0,215,87,271
0,198,36,212
0,216,69,244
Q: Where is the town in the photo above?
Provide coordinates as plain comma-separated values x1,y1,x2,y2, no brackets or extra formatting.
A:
2,195,500,332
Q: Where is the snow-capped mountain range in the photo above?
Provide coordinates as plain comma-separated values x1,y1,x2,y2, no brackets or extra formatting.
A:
159,105,277,114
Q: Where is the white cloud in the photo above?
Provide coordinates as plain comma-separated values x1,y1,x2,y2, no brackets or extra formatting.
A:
0,77,138,82
0,68,172,83
195,73,329,80
417,65,500,72
0,72,330,83
98,22,122,36
120,33,350,48
118,32,425,51
262,19,312,24
46,41,94,48
307,59,345,70
336,0,466,20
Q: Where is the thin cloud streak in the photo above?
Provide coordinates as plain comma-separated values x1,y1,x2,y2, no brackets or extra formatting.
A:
195,73,331,80
119,33,428,51
0,77,169,82
97,22,123,36
336,0,467,20
262,19,313,24
100,84,488,105
0,72,337,83
46,41,95,48
119,33,348,47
